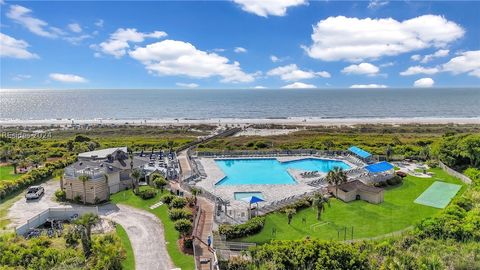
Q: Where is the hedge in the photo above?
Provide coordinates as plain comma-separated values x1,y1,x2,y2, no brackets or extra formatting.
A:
218,216,266,240
168,208,193,221
0,156,75,200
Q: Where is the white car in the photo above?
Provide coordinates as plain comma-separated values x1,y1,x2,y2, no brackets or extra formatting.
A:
25,186,45,200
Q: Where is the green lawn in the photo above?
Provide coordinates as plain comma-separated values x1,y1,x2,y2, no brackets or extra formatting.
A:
0,165,22,181
242,168,466,244
116,224,135,270
110,188,195,270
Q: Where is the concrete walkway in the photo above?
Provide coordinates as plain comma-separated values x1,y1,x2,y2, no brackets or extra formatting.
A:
101,204,174,270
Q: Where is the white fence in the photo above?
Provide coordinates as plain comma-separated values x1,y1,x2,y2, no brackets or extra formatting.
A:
438,161,472,185
16,207,99,236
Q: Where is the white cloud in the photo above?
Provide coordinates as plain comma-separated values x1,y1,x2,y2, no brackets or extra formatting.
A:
270,55,280,62
420,49,449,63
442,50,480,78
129,39,254,83
95,28,167,58
267,64,329,81
176,82,199,88
234,47,247,53
12,74,31,81
400,66,439,76
282,82,316,89
233,0,307,17
7,5,59,38
253,85,266,89
68,23,82,33
64,34,91,45
49,73,88,83
350,84,387,88
368,0,389,9
380,62,394,67
0,33,39,59
304,15,464,62
414,77,434,88
315,71,331,78
341,63,379,76
95,19,104,28
411,54,421,61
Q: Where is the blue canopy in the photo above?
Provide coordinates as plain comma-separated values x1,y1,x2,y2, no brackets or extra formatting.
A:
365,161,394,173
241,196,265,204
348,146,372,159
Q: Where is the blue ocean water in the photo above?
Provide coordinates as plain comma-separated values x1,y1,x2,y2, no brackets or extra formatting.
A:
215,158,350,185
1,88,479,120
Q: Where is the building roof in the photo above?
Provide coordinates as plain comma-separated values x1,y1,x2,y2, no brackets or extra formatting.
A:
364,161,394,173
78,147,128,159
348,146,372,159
337,180,383,194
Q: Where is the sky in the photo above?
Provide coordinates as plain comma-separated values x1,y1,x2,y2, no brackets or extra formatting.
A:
1,0,479,89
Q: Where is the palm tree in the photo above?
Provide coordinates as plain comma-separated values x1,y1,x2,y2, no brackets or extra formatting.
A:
74,213,99,258
78,175,91,204
130,169,141,194
285,208,296,225
385,146,393,161
312,193,330,220
190,187,202,205
104,174,110,200
326,167,348,198
11,159,18,174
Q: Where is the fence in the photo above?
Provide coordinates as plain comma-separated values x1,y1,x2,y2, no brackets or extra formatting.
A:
15,206,99,236
438,161,472,185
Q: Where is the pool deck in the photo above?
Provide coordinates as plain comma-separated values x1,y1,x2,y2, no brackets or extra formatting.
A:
194,156,330,218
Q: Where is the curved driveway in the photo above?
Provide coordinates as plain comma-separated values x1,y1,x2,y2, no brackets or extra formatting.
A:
101,204,174,270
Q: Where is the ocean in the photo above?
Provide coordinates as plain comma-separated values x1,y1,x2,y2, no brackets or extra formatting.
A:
1,88,479,121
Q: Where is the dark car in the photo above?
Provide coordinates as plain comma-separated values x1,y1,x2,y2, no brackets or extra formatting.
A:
25,186,45,200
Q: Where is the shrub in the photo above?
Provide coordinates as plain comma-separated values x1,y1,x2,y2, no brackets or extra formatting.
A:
74,195,82,203
137,187,157,200
218,216,265,240
386,176,402,186
153,177,168,191
161,194,176,204
55,189,66,201
169,208,193,221
169,197,188,209
174,219,192,236
426,159,438,168
374,181,388,187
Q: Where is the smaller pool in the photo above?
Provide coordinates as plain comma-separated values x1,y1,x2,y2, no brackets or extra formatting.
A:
234,192,264,201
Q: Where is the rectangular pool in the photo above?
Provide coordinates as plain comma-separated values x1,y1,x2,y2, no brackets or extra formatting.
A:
215,158,350,186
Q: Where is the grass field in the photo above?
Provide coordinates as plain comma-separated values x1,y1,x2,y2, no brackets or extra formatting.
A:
0,166,22,181
116,224,135,270
241,168,465,244
110,188,195,270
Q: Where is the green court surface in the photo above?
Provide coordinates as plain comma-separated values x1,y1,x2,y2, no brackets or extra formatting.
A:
414,181,461,209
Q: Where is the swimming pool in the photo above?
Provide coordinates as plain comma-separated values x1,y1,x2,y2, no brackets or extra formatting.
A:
215,158,350,186
234,192,264,200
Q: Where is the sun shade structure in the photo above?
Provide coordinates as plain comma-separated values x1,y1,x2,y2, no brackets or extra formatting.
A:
364,161,394,173
348,146,372,159
241,196,265,204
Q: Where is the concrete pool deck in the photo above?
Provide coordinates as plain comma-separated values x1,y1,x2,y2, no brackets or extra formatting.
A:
193,155,355,220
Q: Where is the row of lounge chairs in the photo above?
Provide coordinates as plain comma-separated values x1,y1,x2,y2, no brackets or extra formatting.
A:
259,192,314,214
301,171,319,178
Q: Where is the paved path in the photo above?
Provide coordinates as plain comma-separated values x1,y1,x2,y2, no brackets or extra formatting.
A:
101,204,174,270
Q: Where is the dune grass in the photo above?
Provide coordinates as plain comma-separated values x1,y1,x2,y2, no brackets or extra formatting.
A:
241,168,465,244
115,224,135,270
110,188,194,270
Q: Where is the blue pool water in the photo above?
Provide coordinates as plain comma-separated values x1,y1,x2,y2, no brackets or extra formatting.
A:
234,192,264,200
215,158,350,186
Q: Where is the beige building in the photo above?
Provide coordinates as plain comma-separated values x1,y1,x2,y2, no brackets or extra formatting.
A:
329,180,384,204
63,147,149,204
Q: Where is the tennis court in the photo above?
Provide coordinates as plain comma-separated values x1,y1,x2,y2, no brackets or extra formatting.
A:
414,181,461,209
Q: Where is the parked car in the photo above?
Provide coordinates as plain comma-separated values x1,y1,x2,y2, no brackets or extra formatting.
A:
25,186,45,200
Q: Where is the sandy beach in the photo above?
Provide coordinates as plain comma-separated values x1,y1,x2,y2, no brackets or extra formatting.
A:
1,117,479,127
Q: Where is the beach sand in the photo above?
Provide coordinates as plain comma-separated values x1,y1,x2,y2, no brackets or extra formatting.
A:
0,117,479,127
